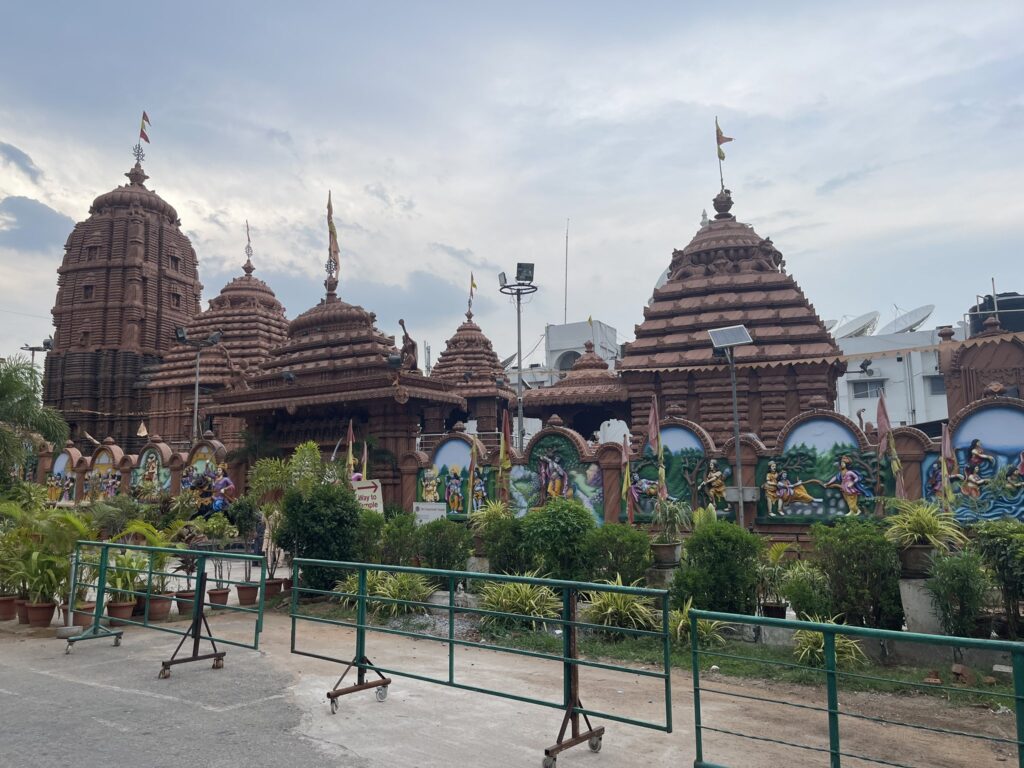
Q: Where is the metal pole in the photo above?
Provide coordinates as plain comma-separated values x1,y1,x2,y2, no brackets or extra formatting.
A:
516,290,524,451
728,349,745,529
192,345,202,442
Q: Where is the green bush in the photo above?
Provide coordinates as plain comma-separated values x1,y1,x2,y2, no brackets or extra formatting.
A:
480,571,561,630
372,572,434,617
781,560,834,619
353,509,385,564
666,596,728,648
383,503,407,521
227,495,261,552
925,549,992,638
522,498,596,581
381,512,418,566
583,575,656,636
810,519,903,629
483,516,535,574
275,482,360,591
793,616,868,669
670,520,761,615
582,524,652,584
973,520,1024,639
416,518,473,573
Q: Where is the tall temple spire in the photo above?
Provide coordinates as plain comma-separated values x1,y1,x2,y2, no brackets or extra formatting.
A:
243,220,255,276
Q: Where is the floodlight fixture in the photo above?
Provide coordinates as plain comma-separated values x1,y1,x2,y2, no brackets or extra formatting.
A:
207,331,223,345
387,353,403,369
498,272,507,288
42,337,53,351
175,326,188,344
516,262,535,284
708,324,753,350
859,359,873,374
708,323,753,530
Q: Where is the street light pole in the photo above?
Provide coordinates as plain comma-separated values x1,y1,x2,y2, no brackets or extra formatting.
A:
726,347,745,529
499,265,537,451
176,328,223,444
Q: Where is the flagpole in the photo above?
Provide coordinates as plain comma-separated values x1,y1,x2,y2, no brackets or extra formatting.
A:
716,115,724,192
563,218,569,325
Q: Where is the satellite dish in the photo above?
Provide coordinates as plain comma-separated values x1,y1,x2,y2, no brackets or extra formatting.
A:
876,304,935,335
823,319,838,332
834,311,880,339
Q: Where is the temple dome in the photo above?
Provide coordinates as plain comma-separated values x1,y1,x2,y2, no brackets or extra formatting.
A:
431,309,513,398
524,340,627,408
89,162,180,224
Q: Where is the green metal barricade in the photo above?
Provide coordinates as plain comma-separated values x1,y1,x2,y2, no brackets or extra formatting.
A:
689,609,1024,768
290,559,672,766
67,540,265,678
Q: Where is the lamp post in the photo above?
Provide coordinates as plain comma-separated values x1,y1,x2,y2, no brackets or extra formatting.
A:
708,324,753,529
175,327,222,443
499,264,537,450
20,337,52,368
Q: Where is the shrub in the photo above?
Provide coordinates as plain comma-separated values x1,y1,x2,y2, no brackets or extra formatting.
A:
416,518,473,573
926,549,992,638
333,569,389,606
275,482,360,591
372,572,434,617
468,499,513,537
483,516,535,574
381,512,418,566
883,498,967,550
670,520,761,615
522,497,596,581
228,495,261,552
480,571,561,630
666,597,728,648
810,519,903,629
583,575,656,636
781,561,834,619
972,520,1024,639
793,616,868,669
353,509,385,564
383,503,407,521
582,524,652,584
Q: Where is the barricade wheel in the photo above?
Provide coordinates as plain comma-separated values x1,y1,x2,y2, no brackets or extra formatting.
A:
212,658,224,669
64,643,72,655
588,736,602,753
376,685,389,702
158,668,171,679
330,698,339,715
542,756,556,768
113,636,121,647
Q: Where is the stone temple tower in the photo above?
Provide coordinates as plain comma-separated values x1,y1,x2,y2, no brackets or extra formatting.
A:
43,160,201,453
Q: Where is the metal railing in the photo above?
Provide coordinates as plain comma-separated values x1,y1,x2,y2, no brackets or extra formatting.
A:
689,609,1024,768
67,540,265,677
290,560,672,764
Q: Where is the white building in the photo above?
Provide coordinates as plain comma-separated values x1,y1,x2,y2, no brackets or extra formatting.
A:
835,328,963,428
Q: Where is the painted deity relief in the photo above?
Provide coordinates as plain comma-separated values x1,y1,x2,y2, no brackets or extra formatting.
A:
509,433,603,522
922,406,1024,522
131,448,171,499
417,439,492,517
85,448,119,501
46,451,75,503
756,417,886,521
626,426,731,523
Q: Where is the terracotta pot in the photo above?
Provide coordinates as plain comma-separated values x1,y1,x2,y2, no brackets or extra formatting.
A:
71,602,97,627
207,587,230,608
26,602,56,628
146,593,175,622
106,601,136,626
236,583,260,606
15,599,29,625
0,594,16,621
283,578,294,592
264,578,284,597
761,602,788,620
899,544,936,579
650,542,682,569
133,594,147,616
175,591,196,619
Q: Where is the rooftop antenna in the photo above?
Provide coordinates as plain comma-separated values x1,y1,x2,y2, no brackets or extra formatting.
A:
563,218,569,324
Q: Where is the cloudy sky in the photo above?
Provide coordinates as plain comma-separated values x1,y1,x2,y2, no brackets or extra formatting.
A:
1,2,1022,364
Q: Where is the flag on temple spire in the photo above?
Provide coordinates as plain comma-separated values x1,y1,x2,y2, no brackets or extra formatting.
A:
326,191,340,276
470,272,477,298
345,419,355,481
139,111,151,144
715,117,732,161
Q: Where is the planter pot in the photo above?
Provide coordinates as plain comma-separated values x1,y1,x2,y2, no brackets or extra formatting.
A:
71,602,97,627
898,579,943,634
133,594,147,616
264,578,284,597
761,602,788,620
899,544,936,579
650,542,682,569
106,601,136,626
283,578,294,592
0,594,16,621
175,591,196,619
26,602,56,628
207,588,230,608
971,614,994,639
236,583,260,606
146,593,175,622
15,599,29,625
472,533,486,558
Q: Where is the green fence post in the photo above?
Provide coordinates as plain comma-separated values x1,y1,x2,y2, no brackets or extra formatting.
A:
289,559,299,653
662,595,672,734
691,612,703,767
562,586,572,711
144,550,154,626
356,566,368,684
92,545,109,631
448,574,456,685
1014,649,1024,768
824,631,841,768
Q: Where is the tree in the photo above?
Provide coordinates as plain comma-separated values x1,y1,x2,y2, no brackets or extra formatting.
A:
0,357,68,480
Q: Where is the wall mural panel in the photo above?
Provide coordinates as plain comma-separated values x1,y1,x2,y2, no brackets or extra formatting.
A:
756,417,887,521
923,405,1024,522
85,448,119,501
509,433,603,523
418,439,493,518
46,451,75,503
132,447,171,499
625,425,731,522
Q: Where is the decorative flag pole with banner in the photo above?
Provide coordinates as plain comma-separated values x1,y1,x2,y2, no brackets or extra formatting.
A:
326,191,340,282
876,392,906,500
621,433,634,525
345,419,356,483
469,272,478,313
467,439,478,512
647,395,667,500
361,440,369,481
133,111,151,163
940,423,958,512
498,409,513,501
715,117,733,192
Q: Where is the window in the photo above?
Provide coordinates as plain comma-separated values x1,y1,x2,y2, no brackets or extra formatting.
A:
170,255,180,271
82,285,94,300
171,293,181,308
851,380,885,399
927,376,947,395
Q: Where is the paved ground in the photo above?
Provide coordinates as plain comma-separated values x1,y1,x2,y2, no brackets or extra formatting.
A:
0,611,1015,767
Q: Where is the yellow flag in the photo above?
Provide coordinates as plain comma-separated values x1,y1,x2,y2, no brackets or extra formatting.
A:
587,315,593,327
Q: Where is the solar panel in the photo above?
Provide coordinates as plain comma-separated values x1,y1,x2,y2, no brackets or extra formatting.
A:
707,325,753,349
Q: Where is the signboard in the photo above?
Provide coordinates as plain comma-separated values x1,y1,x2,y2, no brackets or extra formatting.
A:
413,502,447,524
352,479,383,513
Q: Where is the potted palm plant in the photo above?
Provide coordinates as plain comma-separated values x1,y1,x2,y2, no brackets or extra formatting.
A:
203,512,238,608
14,551,64,627
106,551,143,625
650,498,689,568
757,542,792,619
0,530,20,621
263,508,286,596
884,499,968,578
229,496,261,606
